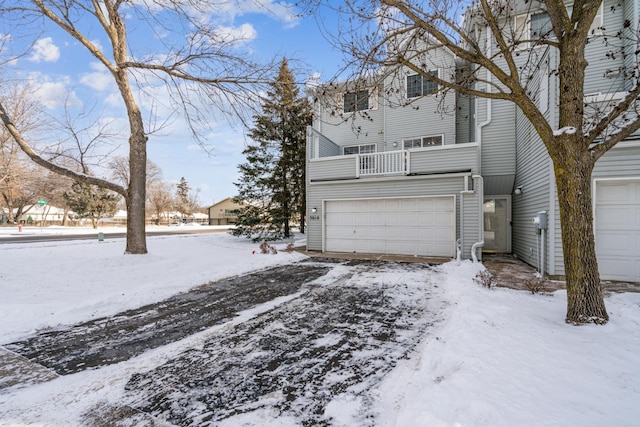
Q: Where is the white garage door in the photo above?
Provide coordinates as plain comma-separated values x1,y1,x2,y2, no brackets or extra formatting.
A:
595,179,640,282
324,196,456,257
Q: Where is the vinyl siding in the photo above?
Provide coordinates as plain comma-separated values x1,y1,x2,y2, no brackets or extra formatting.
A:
593,143,640,178
480,99,516,177
583,0,627,95
383,50,457,147
623,1,639,92
312,86,385,151
511,48,556,273
384,95,457,147
408,143,479,174
307,127,340,159
456,93,474,144
308,156,358,181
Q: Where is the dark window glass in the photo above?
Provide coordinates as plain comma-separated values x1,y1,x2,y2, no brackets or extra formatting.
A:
407,70,439,98
343,90,369,112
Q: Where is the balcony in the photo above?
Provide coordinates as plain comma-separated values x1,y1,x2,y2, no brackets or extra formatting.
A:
308,143,479,182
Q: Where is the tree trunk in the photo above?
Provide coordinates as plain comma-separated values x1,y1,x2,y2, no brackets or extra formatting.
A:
554,153,608,324
125,131,148,254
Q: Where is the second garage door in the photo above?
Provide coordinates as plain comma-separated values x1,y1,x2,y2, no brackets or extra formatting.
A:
595,179,640,282
324,196,456,257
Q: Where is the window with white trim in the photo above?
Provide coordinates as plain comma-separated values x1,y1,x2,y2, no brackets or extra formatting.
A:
524,3,603,44
344,144,376,173
566,3,603,35
406,70,439,98
343,144,376,155
343,90,369,113
403,135,443,149
513,14,530,48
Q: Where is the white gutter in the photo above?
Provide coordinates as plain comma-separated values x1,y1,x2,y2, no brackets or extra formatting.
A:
635,0,639,90
471,174,484,262
475,25,493,174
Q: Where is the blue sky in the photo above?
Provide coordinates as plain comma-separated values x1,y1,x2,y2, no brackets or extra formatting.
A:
4,1,343,206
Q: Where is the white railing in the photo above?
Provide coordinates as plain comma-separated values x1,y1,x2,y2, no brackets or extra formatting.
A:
356,150,409,177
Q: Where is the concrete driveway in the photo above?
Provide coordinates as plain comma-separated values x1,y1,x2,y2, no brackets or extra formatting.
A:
1,258,441,426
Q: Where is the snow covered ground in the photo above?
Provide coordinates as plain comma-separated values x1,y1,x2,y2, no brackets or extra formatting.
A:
0,230,639,426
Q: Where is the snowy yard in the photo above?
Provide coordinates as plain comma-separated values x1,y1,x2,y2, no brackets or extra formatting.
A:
0,230,639,426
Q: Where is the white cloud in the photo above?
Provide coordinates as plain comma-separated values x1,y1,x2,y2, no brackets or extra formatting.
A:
27,72,82,109
80,70,114,91
104,92,123,108
29,37,60,63
36,82,81,109
212,0,300,28
215,23,257,43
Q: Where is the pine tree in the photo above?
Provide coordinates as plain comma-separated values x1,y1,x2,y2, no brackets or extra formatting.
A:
175,177,191,219
233,58,312,241
64,182,119,229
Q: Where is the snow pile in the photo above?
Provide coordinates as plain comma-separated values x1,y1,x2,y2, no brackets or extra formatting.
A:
1,234,639,426
374,260,640,427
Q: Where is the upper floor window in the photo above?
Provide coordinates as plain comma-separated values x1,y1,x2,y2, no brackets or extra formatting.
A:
519,3,603,46
403,135,443,149
343,90,370,113
566,3,603,35
513,14,530,48
343,144,376,155
406,70,439,98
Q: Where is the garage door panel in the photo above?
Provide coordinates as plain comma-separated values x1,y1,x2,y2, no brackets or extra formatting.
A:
596,180,640,282
597,206,640,229
325,197,455,257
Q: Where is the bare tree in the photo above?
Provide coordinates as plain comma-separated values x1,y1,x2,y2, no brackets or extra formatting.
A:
147,180,174,225
309,0,640,324
0,84,49,222
0,0,282,253
109,156,162,189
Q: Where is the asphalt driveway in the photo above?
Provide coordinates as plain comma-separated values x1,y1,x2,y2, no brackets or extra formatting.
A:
2,258,441,426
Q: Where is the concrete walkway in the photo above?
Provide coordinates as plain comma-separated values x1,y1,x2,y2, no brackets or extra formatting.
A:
299,249,640,294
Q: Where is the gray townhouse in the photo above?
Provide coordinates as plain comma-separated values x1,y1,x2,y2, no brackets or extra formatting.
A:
305,0,640,282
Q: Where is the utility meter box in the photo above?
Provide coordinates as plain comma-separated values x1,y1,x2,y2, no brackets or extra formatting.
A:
532,211,548,230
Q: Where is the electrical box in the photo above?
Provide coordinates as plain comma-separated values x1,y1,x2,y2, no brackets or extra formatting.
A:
532,211,548,230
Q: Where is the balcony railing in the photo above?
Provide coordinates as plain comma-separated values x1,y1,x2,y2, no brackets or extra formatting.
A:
308,143,479,182
356,151,408,177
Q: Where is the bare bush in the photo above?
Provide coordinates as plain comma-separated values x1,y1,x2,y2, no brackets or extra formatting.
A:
524,277,550,295
473,270,496,289
259,241,278,255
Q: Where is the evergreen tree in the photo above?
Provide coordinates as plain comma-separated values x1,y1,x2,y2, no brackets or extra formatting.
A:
64,182,119,229
175,177,191,218
233,58,312,241
174,177,200,220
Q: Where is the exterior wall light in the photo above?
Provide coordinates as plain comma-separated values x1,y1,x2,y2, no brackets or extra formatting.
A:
311,207,317,213
514,186,523,195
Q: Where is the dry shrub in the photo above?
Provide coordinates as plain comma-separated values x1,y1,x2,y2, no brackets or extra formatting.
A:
524,277,549,294
474,270,496,289
259,241,278,255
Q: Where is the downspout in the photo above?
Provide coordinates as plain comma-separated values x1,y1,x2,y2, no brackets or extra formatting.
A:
471,27,493,263
476,25,493,175
471,174,484,262
458,181,464,261
635,0,639,91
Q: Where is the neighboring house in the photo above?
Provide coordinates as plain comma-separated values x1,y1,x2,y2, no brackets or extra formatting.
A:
306,0,640,282
16,204,69,225
208,198,242,225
